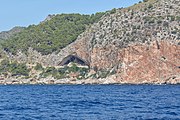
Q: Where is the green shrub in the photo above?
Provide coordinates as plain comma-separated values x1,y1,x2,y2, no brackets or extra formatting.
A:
34,63,43,71
176,16,180,21
0,59,10,73
110,8,116,14
44,67,57,74
0,60,30,76
171,30,177,34
167,15,175,21
157,20,162,24
148,4,153,9
39,64,89,79
68,63,79,73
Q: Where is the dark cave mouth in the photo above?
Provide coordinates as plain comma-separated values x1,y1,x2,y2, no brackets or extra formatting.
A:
58,55,89,66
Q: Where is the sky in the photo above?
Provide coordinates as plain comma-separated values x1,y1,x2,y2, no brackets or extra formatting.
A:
0,0,141,32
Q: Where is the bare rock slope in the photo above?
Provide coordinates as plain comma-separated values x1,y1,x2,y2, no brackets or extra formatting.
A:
58,0,180,84
7,0,180,84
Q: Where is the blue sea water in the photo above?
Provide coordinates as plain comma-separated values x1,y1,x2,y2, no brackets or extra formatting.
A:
0,85,179,120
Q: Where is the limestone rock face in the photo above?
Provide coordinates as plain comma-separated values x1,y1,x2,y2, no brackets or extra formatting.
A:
58,0,180,83
68,39,180,84
5,0,180,84
110,41,180,84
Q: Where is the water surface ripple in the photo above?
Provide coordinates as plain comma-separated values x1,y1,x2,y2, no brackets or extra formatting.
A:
0,85,179,120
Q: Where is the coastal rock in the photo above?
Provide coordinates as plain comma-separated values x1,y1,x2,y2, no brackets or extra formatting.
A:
2,0,180,84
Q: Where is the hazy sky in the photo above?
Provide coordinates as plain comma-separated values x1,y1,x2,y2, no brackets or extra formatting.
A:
0,0,141,32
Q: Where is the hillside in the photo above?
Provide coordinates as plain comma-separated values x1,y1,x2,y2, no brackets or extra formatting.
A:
1,13,104,55
74,0,179,83
43,0,179,84
0,0,179,84
0,27,24,40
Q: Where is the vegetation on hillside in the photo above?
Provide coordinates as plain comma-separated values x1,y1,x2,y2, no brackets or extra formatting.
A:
0,59,30,77
1,13,104,55
38,63,89,79
0,27,25,40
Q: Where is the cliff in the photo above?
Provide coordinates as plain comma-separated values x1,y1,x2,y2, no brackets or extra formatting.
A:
0,0,179,84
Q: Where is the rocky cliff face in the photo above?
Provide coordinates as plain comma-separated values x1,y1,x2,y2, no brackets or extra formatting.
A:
4,0,180,84
59,0,180,83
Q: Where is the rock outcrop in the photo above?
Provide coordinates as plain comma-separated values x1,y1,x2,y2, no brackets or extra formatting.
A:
3,0,180,84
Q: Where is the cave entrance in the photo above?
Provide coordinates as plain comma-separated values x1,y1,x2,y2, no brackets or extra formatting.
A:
58,55,89,66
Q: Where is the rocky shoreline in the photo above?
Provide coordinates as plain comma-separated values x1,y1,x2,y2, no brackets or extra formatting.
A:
0,0,179,85
0,76,179,85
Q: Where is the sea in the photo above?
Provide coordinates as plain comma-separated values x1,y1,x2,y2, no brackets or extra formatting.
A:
0,85,179,120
